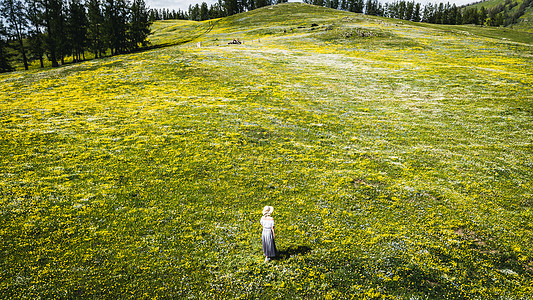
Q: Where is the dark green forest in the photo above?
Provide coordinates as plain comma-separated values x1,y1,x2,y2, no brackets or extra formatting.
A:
0,0,151,72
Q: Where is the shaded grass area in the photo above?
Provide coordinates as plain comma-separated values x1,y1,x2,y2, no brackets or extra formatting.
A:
449,24,533,44
1,3,533,299
397,18,533,45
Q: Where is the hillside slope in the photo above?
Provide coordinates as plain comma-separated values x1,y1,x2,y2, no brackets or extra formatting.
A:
149,3,533,46
1,3,532,299
468,0,533,31
512,5,533,31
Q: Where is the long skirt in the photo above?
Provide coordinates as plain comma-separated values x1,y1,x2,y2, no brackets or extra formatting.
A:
262,229,277,257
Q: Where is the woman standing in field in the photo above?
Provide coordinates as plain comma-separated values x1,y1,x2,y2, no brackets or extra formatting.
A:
261,206,277,262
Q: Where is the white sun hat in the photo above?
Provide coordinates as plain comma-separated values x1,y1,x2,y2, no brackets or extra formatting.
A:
262,206,274,216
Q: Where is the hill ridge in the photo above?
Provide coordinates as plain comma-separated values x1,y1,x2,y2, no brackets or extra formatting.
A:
149,2,533,47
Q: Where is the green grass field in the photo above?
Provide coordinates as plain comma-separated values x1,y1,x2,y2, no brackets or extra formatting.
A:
1,3,532,299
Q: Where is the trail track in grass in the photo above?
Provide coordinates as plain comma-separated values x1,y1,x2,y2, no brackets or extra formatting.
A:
1,3,532,299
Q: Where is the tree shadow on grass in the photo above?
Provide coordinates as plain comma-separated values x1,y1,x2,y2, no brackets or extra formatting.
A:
275,245,311,260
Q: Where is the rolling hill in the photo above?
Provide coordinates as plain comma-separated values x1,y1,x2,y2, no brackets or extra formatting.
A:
1,3,532,299
467,0,533,31
513,5,533,31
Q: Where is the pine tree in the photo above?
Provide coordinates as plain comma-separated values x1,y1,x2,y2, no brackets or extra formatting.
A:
479,6,488,25
208,3,224,19
223,0,238,15
1,0,29,70
386,1,396,18
189,3,199,20
216,0,226,17
129,0,150,49
365,0,380,15
0,23,14,72
67,0,88,62
448,4,459,25
42,0,66,66
413,3,420,22
398,0,406,19
354,0,363,13
435,3,443,24
422,3,435,23
405,1,414,21
148,8,157,21
462,7,479,25
200,2,209,20
104,0,129,55
87,0,105,58
26,0,45,68
364,0,372,14
254,0,269,9
339,0,346,10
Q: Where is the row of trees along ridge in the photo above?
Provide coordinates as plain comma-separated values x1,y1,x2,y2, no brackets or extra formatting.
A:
152,0,532,27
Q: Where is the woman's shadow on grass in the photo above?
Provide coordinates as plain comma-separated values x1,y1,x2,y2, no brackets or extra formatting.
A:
275,245,311,260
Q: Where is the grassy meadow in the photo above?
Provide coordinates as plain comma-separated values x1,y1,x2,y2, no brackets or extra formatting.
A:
1,3,533,299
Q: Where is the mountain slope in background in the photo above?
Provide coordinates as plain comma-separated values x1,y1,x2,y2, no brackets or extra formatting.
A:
149,2,533,46
467,0,533,31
